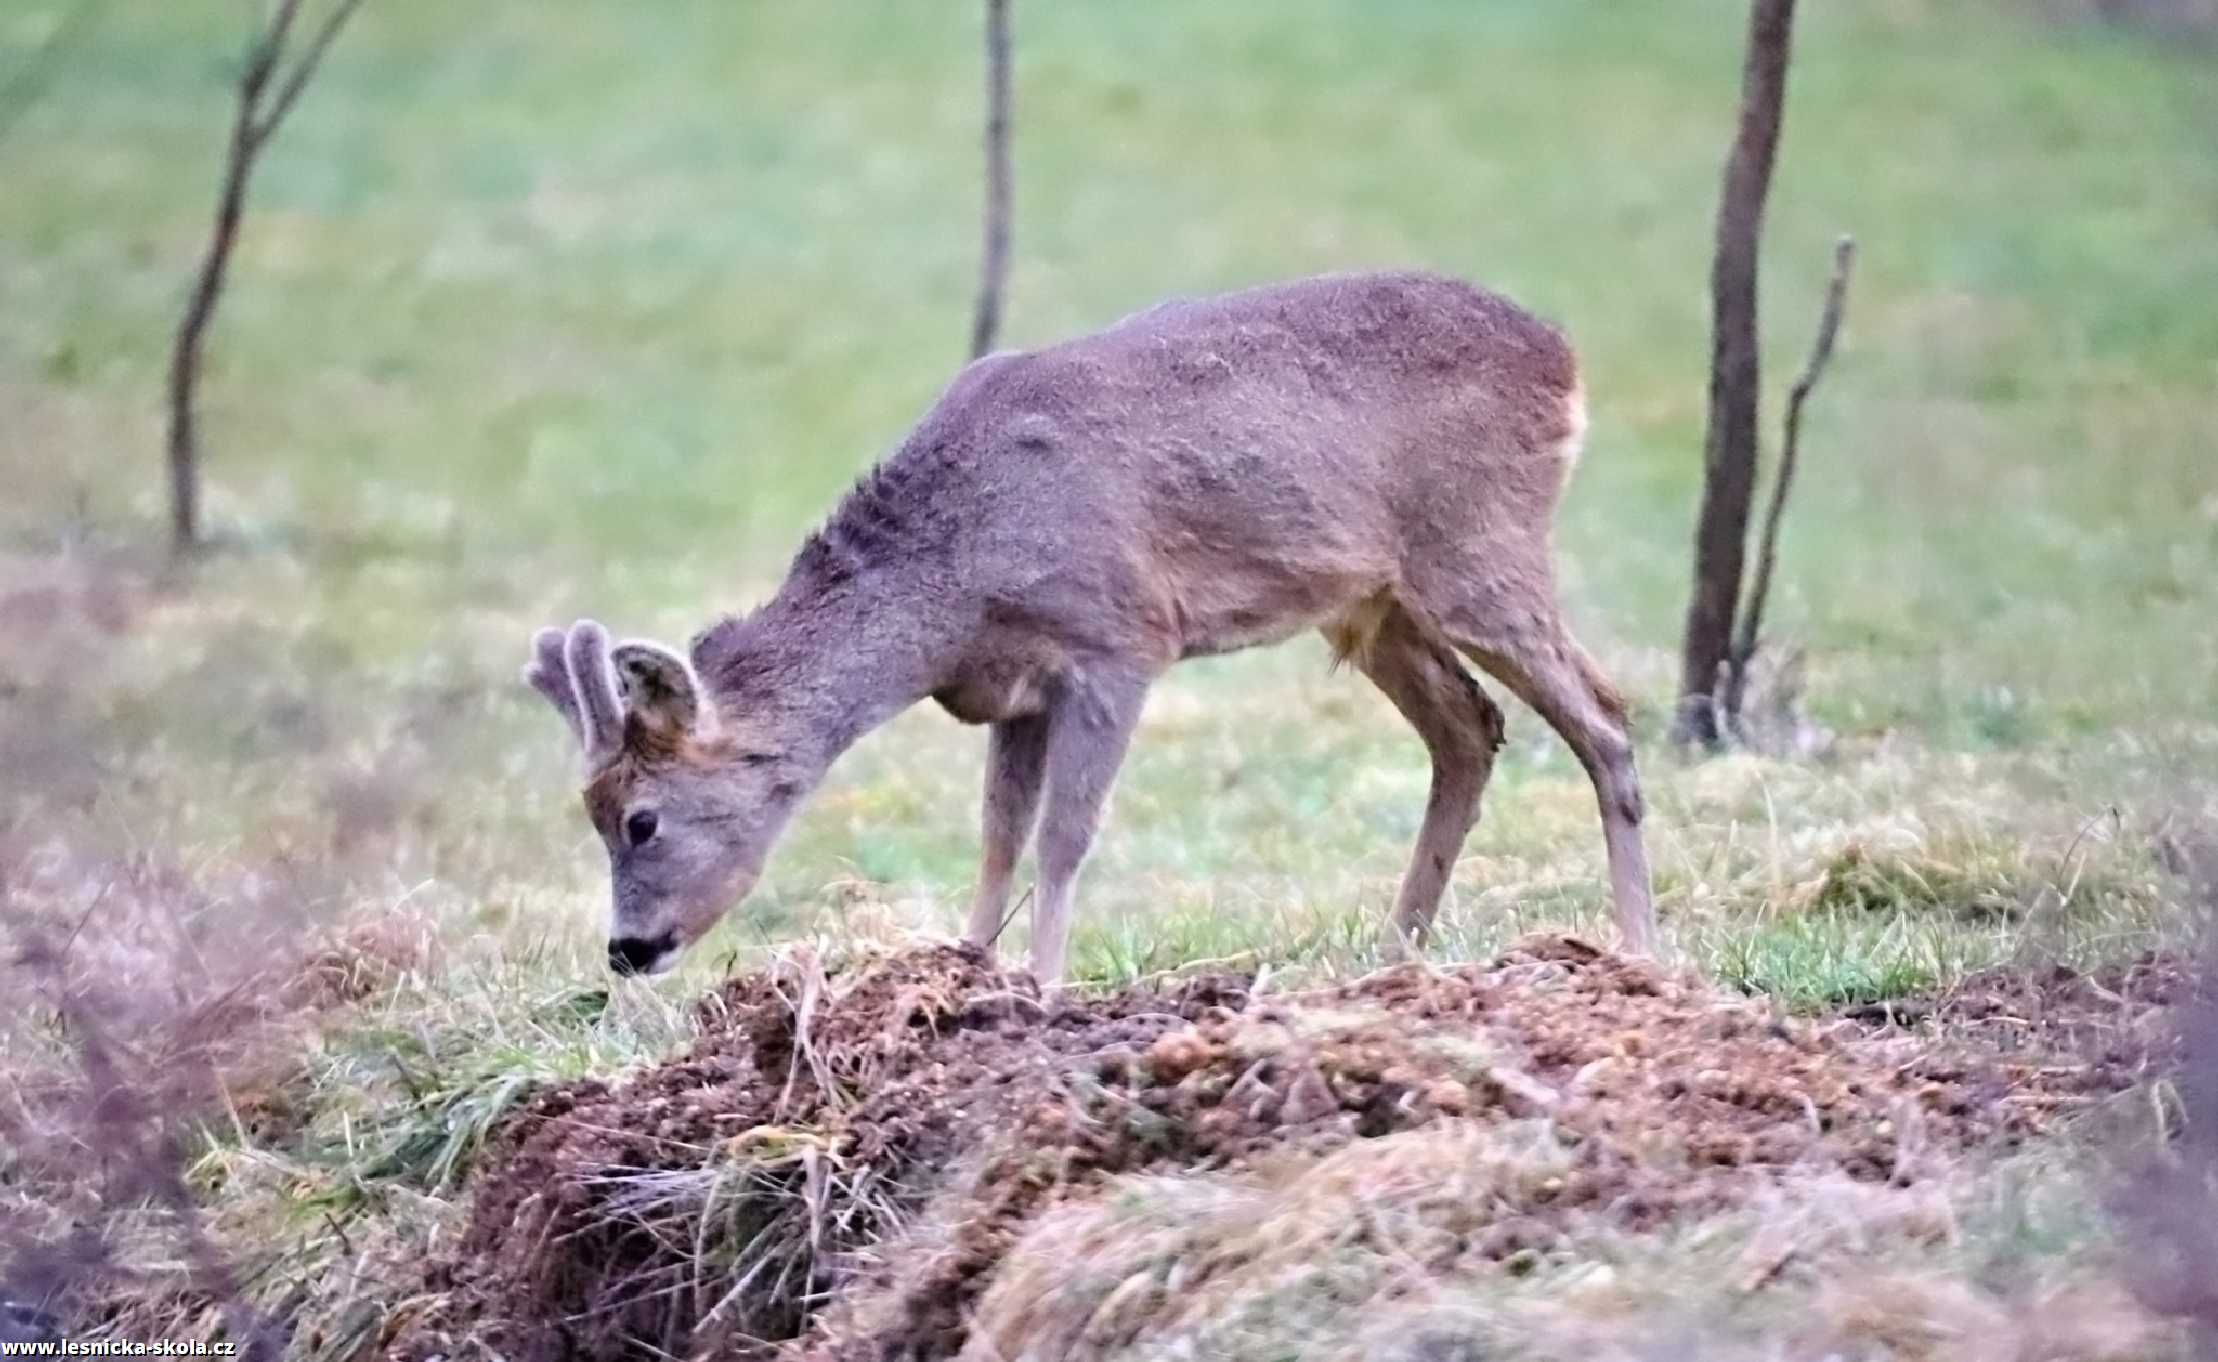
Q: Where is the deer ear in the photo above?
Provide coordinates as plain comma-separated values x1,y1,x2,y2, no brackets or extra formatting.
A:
611,640,718,743
522,626,585,746
563,619,625,767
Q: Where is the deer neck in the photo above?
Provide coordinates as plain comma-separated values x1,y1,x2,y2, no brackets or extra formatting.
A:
698,569,960,772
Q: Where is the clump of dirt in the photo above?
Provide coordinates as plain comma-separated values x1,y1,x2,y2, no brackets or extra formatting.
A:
1839,949,2195,1115
392,943,1239,1361
392,936,2170,1362
801,936,2134,1362
957,1126,2181,1362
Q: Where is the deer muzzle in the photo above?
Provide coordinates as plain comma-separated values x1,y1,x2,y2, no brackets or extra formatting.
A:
607,930,679,977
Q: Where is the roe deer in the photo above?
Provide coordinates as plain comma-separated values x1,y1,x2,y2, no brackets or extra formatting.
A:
525,270,1656,982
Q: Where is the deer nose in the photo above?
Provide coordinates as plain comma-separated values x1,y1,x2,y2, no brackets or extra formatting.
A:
608,933,674,976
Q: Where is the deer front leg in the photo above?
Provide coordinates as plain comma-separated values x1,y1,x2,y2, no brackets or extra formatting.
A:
1027,668,1151,985
965,713,1050,949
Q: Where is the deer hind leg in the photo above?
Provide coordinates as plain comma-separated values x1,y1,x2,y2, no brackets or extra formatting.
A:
965,713,1050,950
1336,605,1507,957
1417,564,1657,955
1026,666,1153,985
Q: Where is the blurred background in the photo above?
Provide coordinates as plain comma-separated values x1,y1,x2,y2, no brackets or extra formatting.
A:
2,0,2214,976
3,1,2217,1353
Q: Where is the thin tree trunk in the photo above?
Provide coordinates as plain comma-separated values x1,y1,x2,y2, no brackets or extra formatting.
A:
163,0,361,558
1672,0,1797,749
166,115,256,558
968,0,1012,359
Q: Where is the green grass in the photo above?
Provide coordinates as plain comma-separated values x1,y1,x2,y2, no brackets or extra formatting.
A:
2,0,2209,1052
1,0,2215,1347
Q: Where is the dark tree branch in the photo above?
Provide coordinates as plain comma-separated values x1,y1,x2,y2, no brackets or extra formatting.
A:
250,0,367,150
1722,234,1855,734
1672,0,1797,750
245,0,305,104
163,0,365,558
968,0,1013,359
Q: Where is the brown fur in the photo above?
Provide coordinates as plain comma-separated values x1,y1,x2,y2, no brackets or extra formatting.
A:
528,270,1656,980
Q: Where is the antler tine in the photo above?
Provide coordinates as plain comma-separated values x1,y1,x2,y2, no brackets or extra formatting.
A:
562,619,626,768
522,626,584,746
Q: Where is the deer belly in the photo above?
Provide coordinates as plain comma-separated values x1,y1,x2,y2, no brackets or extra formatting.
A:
1171,564,1376,661
932,656,1053,725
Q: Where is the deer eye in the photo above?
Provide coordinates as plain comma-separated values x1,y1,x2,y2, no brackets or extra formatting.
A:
624,808,660,848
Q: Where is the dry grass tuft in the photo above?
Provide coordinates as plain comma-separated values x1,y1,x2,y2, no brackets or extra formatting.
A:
1803,1273,2167,1362
0,836,428,1348
969,1129,2176,1362
963,1122,1585,1362
388,940,1070,1361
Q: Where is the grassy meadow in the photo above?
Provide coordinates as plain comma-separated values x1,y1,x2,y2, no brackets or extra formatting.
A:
2,0,2216,1352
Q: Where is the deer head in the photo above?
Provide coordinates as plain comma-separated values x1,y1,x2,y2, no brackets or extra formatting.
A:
523,619,806,976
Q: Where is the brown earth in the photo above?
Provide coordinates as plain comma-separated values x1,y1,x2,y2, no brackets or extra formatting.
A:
384,936,2190,1362
1835,949,2193,1134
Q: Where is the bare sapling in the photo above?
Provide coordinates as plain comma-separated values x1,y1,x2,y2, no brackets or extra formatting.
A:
968,0,1014,359
1719,234,1854,739
166,0,367,557
525,272,1656,984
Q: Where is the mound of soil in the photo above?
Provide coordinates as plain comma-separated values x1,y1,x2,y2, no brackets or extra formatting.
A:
1834,949,2194,1140
391,944,1240,1360
389,937,2172,1362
